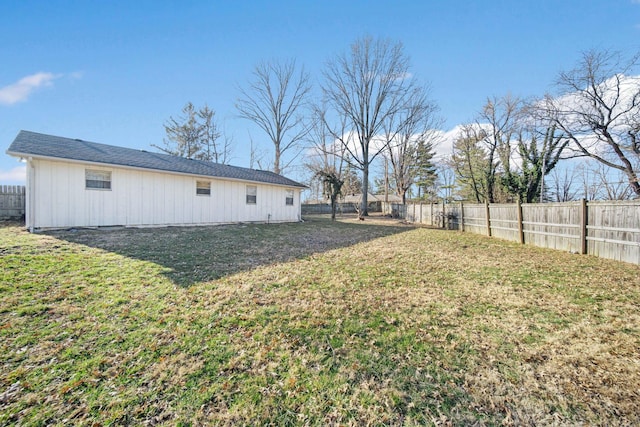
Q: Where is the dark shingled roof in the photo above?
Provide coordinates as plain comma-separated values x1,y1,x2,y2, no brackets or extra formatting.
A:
7,130,306,188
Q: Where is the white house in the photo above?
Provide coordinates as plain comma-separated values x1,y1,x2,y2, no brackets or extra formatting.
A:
7,131,306,231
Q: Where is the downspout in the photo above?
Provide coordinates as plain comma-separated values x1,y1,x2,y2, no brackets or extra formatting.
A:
26,157,35,232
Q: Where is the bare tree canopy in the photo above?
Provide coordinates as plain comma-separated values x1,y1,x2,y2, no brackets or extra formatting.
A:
322,36,429,215
544,49,640,196
451,124,492,203
476,95,521,202
305,106,349,220
487,96,569,203
449,96,569,203
237,59,311,175
154,102,232,164
382,86,440,204
198,105,232,164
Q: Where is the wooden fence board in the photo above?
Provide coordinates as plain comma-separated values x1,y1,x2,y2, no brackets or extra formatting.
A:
489,204,519,242
458,204,486,235
522,202,582,253
406,199,640,265
587,201,640,264
0,185,26,220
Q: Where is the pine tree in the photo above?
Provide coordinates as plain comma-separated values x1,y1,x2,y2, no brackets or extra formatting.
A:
154,103,232,163
413,139,438,201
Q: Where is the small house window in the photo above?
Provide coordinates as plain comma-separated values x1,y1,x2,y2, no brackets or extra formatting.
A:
246,185,257,204
85,169,111,190
196,181,211,196
286,189,294,206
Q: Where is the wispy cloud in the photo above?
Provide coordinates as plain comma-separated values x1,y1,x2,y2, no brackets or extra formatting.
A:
0,166,26,183
0,72,61,105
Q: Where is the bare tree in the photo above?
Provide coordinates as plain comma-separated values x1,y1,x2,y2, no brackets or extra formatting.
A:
467,95,569,203
305,107,349,220
548,167,578,202
381,86,440,204
237,59,311,175
154,102,232,163
574,160,634,200
198,106,232,164
436,161,457,202
322,36,423,216
154,102,203,159
544,49,640,197
479,95,523,202
450,124,492,202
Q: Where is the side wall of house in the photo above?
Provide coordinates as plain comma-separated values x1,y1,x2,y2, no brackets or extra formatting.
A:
31,159,302,229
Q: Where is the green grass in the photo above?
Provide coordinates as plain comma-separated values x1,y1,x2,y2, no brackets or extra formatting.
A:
1,215,639,425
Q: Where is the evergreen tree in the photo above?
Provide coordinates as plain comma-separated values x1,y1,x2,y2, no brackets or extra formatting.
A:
154,103,232,163
451,130,492,202
413,139,438,200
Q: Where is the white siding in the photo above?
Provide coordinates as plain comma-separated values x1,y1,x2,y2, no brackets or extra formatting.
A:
31,159,302,229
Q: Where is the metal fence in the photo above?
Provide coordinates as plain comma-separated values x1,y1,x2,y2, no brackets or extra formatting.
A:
406,200,640,265
0,185,26,220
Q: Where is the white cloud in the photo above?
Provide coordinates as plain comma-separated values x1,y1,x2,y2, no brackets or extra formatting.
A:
69,70,84,80
0,72,61,105
0,166,26,183
432,123,494,160
548,74,640,154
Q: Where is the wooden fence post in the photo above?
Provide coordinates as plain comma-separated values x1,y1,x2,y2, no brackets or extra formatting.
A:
442,199,446,229
580,198,588,254
460,201,465,232
485,202,492,237
517,199,524,244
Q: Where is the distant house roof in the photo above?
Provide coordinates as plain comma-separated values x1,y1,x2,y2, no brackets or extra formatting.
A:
7,130,306,188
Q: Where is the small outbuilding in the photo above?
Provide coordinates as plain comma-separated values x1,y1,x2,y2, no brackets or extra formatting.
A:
7,130,306,231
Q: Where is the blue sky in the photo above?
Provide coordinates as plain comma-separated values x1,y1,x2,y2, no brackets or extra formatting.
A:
1,0,639,184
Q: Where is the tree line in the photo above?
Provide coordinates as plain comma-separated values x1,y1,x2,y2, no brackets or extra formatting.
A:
158,37,640,218
448,50,640,204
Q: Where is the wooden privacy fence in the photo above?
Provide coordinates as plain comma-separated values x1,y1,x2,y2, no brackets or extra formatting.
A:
406,200,640,265
0,185,26,220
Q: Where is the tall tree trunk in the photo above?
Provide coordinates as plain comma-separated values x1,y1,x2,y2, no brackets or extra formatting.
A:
274,143,281,175
361,164,369,216
330,194,337,220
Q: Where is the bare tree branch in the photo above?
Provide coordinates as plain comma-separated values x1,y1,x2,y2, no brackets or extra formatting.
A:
237,59,311,175
545,49,640,196
322,36,427,215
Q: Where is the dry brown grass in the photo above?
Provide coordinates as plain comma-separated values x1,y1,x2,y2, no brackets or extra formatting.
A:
1,215,639,425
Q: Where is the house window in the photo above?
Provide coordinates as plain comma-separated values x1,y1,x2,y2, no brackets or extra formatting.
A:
246,185,257,204
85,169,111,190
286,189,294,206
196,181,211,196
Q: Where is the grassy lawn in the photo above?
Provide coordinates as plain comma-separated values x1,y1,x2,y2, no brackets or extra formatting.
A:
1,215,639,426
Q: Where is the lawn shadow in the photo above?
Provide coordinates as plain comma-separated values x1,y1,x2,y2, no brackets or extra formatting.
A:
46,214,417,287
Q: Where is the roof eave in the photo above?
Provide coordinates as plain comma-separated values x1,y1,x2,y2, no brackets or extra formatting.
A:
7,151,307,189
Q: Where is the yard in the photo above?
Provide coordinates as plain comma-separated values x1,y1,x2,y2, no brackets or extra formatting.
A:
1,216,639,425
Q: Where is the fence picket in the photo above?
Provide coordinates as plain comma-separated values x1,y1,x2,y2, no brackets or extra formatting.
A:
406,199,640,265
0,185,26,220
